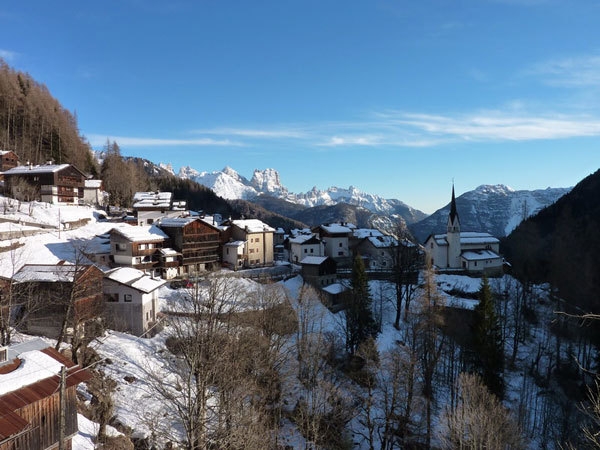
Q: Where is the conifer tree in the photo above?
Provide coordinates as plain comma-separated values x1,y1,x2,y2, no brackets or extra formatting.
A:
345,254,379,355
473,275,505,398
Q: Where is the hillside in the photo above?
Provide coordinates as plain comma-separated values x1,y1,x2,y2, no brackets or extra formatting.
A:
0,60,97,174
409,184,570,242
502,169,600,312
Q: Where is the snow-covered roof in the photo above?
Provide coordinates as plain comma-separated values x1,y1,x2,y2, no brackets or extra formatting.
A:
300,256,329,265
224,240,245,248
432,231,499,246
104,267,166,293
13,263,77,283
110,225,168,242
461,249,502,261
3,163,71,175
158,217,197,228
132,191,172,209
84,179,102,189
353,228,384,239
460,232,500,245
233,219,276,233
0,340,64,396
0,150,17,156
158,247,179,256
289,233,318,245
322,283,347,295
319,223,355,234
366,235,398,248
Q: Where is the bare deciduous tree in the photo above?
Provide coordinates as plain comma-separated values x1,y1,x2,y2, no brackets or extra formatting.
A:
440,372,525,449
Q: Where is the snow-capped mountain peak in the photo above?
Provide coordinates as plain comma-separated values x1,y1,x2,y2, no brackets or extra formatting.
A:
250,168,287,196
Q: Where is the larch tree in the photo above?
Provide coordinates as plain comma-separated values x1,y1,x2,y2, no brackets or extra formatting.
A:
440,372,525,449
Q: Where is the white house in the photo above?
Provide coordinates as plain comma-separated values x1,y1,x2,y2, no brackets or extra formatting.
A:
103,267,166,336
312,222,355,264
223,240,245,269
424,186,504,275
288,232,325,264
228,219,276,268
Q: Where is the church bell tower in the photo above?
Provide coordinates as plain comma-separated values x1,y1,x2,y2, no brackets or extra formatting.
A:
446,184,461,268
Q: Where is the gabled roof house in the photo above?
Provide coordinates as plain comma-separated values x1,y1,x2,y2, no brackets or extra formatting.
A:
3,163,87,204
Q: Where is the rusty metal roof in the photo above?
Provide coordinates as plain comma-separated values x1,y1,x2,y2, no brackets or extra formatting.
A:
0,347,91,440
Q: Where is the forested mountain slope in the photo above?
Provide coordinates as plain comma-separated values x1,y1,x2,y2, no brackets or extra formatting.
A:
502,169,600,312
0,59,97,174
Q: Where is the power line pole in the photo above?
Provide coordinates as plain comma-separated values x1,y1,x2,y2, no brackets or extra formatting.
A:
59,365,66,450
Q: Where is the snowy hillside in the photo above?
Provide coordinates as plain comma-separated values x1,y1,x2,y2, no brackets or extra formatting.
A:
409,184,571,242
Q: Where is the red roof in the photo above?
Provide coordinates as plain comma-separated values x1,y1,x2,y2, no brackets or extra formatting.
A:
0,348,91,440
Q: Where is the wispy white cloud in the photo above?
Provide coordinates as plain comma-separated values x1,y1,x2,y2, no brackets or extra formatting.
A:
319,135,382,147
89,106,600,151
526,53,600,88
0,49,17,62
378,110,600,141
87,134,243,147
193,127,307,139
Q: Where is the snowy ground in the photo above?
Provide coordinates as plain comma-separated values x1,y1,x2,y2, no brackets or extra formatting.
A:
1,197,585,449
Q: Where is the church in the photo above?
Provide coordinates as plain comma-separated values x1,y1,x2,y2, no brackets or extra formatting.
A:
423,186,504,275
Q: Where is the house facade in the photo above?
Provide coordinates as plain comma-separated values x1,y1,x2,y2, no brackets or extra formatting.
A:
289,233,325,264
228,219,275,268
3,163,87,204
300,256,337,288
109,225,170,272
350,228,399,270
0,150,18,175
0,339,90,450
83,179,106,206
103,267,166,336
423,186,504,275
312,223,354,266
158,217,221,275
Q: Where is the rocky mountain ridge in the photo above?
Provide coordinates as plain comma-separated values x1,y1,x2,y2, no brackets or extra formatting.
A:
409,184,571,242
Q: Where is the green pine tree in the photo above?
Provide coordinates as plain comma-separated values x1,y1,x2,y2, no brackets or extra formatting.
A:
473,275,505,398
345,254,379,355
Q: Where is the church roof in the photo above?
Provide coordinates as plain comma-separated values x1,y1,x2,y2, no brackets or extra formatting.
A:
431,232,499,246
448,184,460,226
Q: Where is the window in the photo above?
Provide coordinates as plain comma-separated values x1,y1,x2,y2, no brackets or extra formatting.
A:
116,243,127,251
338,251,344,256
310,248,314,253
147,219,154,224
339,242,343,247
430,243,434,249
139,244,147,250
124,294,132,302
304,249,308,253
104,293,118,302
255,237,260,243
0,346,7,363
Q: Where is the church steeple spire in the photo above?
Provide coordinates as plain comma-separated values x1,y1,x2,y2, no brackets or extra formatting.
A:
447,183,460,233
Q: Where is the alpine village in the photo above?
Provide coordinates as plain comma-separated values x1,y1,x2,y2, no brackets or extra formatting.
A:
1,61,600,450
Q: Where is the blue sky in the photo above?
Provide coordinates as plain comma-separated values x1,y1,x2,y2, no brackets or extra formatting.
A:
2,0,600,213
